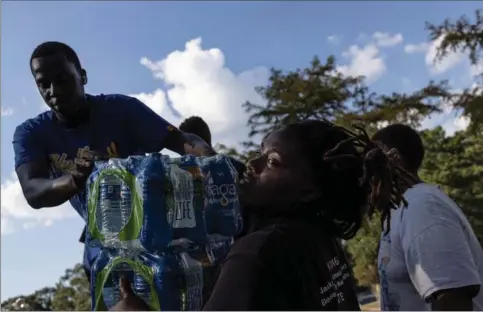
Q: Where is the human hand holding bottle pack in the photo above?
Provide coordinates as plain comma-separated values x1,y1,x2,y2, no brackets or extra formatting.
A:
88,153,242,311
71,150,109,191
182,133,216,157
110,277,149,311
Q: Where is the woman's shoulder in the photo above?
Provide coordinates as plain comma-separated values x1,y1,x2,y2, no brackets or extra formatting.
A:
230,221,307,259
230,224,280,256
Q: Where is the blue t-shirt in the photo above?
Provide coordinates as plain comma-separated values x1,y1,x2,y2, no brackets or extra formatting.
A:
12,94,175,270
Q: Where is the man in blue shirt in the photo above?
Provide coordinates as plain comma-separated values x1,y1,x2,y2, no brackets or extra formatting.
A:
13,41,214,283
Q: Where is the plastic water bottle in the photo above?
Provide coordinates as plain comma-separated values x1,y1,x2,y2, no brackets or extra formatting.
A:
198,155,241,236
208,234,233,263
101,261,134,309
168,166,196,229
97,173,132,244
179,252,204,311
133,273,151,305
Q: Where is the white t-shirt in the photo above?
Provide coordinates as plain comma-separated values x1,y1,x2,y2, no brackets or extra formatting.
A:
378,183,483,311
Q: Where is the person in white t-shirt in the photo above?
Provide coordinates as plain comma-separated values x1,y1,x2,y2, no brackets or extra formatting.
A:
373,124,483,311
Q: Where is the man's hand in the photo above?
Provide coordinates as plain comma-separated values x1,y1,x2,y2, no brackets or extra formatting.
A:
110,277,150,311
430,286,478,311
163,128,216,157
182,132,216,157
71,150,109,190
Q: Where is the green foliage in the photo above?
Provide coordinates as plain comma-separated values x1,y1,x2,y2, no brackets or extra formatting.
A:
346,216,382,286
243,55,456,140
420,127,483,243
243,56,365,137
52,264,90,311
1,287,55,311
453,89,483,134
426,9,483,66
421,10,483,244
214,142,258,164
245,57,448,136
426,9,483,132
1,265,90,311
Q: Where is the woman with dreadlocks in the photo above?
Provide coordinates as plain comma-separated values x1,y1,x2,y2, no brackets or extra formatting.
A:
111,120,414,311
200,119,415,311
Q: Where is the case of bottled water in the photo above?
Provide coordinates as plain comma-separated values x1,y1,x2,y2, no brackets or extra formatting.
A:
91,249,180,311
87,152,241,310
86,155,172,250
90,240,232,311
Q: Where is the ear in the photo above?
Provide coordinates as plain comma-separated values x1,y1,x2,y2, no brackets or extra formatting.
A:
80,69,88,85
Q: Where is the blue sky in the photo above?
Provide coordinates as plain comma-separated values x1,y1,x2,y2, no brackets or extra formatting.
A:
1,1,480,300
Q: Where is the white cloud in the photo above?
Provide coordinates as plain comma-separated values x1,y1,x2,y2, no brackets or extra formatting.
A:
404,42,429,54
452,115,471,132
336,31,403,83
337,43,386,83
1,172,76,236
135,37,268,146
23,221,39,230
419,84,479,135
470,60,483,77
372,31,403,47
327,35,342,44
1,218,15,235
1,107,14,117
404,36,465,75
426,36,465,75
422,112,470,136
129,88,178,126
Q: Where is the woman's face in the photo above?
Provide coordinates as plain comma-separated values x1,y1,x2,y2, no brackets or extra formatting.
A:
239,127,318,212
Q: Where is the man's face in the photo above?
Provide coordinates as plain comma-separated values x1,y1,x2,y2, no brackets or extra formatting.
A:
31,54,85,119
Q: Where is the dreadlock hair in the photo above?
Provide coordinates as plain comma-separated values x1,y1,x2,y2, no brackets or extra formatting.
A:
284,120,418,240
179,116,212,147
30,41,82,71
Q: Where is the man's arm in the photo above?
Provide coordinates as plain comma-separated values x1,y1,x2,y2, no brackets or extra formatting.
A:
16,163,78,209
401,197,480,311
165,129,217,157
123,96,215,156
13,124,78,209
